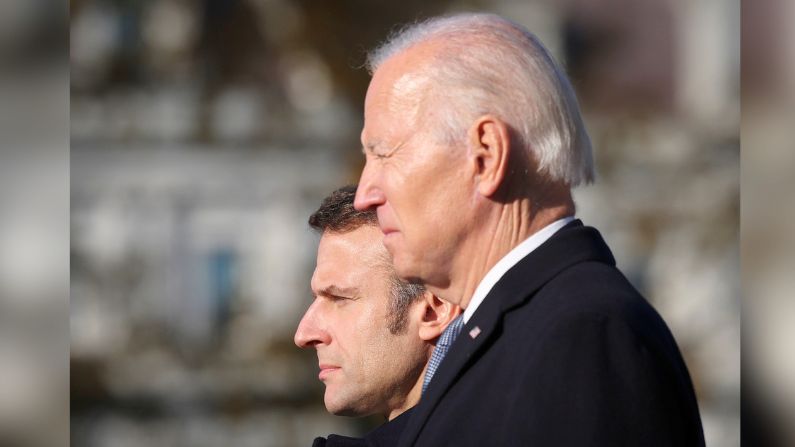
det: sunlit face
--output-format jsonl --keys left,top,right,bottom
{"left": 354, "top": 44, "right": 475, "bottom": 288}
{"left": 294, "top": 225, "right": 429, "bottom": 417}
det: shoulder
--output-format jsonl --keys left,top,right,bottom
{"left": 501, "top": 260, "right": 684, "bottom": 365}
{"left": 364, "top": 408, "right": 413, "bottom": 446}
{"left": 533, "top": 261, "right": 665, "bottom": 331}
{"left": 312, "top": 434, "right": 370, "bottom": 447}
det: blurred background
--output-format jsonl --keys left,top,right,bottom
{"left": 66, "top": 0, "right": 743, "bottom": 446}
{"left": 742, "top": 0, "right": 795, "bottom": 446}
{"left": 0, "top": 0, "right": 68, "bottom": 447}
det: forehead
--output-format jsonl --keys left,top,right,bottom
{"left": 362, "top": 43, "right": 441, "bottom": 142}
{"left": 312, "top": 226, "right": 391, "bottom": 290}
{"left": 367, "top": 70, "right": 429, "bottom": 116}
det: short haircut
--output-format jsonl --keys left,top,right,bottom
{"left": 366, "top": 13, "right": 595, "bottom": 187}
{"left": 309, "top": 185, "right": 425, "bottom": 334}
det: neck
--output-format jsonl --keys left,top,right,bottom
{"left": 385, "top": 359, "right": 427, "bottom": 420}
{"left": 427, "top": 194, "right": 574, "bottom": 310}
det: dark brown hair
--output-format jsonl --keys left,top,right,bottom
{"left": 308, "top": 185, "right": 377, "bottom": 233}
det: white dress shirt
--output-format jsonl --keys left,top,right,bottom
{"left": 463, "top": 216, "right": 576, "bottom": 323}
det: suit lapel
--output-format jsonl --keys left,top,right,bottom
{"left": 398, "top": 222, "right": 616, "bottom": 446}
{"left": 398, "top": 292, "right": 502, "bottom": 446}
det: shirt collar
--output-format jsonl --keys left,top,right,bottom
{"left": 463, "top": 216, "right": 576, "bottom": 323}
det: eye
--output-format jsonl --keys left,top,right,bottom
{"left": 365, "top": 142, "right": 401, "bottom": 159}
{"left": 327, "top": 294, "right": 354, "bottom": 304}
{"left": 366, "top": 146, "right": 390, "bottom": 159}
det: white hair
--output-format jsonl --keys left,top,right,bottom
{"left": 367, "top": 13, "right": 594, "bottom": 186}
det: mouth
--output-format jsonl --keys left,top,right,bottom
{"left": 376, "top": 208, "right": 397, "bottom": 236}
{"left": 318, "top": 364, "right": 341, "bottom": 380}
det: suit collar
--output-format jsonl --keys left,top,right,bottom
{"left": 316, "top": 408, "right": 414, "bottom": 447}
{"left": 493, "top": 219, "right": 615, "bottom": 313}
{"left": 366, "top": 407, "right": 414, "bottom": 445}
{"left": 398, "top": 221, "right": 615, "bottom": 446}
{"left": 463, "top": 216, "right": 576, "bottom": 322}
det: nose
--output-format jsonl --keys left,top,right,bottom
{"left": 354, "top": 164, "right": 386, "bottom": 211}
{"left": 294, "top": 300, "right": 331, "bottom": 348}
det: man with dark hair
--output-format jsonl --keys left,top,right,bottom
{"left": 295, "top": 185, "right": 460, "bottom": 446}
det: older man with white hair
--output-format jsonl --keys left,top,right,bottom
{"left": 354, "top": 13, "right": 705, "bottom": 446}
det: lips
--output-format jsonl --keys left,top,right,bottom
{"left": 376, "top": 208, "right": 397, "bottom": 236}
{"left": 318, "top": 364, "right": 341, "bottom": 380}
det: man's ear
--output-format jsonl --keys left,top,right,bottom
{"left": 417, "top": 292, "right": 461, "bottom": 343}
{"left": 466, "top": 115, "right": 511, "bottom": 197}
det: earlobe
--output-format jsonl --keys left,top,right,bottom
{"left": 468, "top": 116, "right": 511, "bottom": 198}
{"left": 418, "top": 292, "right": 461, "bottom": 342}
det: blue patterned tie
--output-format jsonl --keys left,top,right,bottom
{"left": 422, "top": 314, "right": 465, "bottom": 394}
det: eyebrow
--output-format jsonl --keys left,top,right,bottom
{"left": 316, "top": 285, "right": 360, "bottom": 299}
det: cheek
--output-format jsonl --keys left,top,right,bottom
{"left": 372, "top": 327, "right": 427, "bottom": 375}
{"left": 356, "top": 320, "right": 408, "bottom": 377}
{"left": 418, "top": 175, "right": 470, "bottom": 235}
{"left": 348, "top": 306, "right": 391, "bottom": 370}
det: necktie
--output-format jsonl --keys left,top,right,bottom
{"left": 422, "top": 314, "right": 464, "bottom": 394}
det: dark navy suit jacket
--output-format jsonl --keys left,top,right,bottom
{"left": 312, "top": 408, "right": 413, "bottom": 447}
{"left": 397, "top": 221, "right": 705, "bottom": 446}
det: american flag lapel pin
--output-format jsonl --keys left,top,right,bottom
{"left": 469, "top": 326, "right": 481, "bottom": 339}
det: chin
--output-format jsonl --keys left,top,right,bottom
{"left": 325, "top": 392, "right": 382, "bottom": 418}
{"left": 326, "top": 402, "right": 375, "bottom": 418}
{"left": 389, "top": 251, "right": 413, "bottom": 275}
{"left": 392, "top": 257, "right": 429, "bottom": 285}
{"left": 325, "top": 394, "right": 366, "bottom": 417}
{"left": 327, "top": 405, "right": 359, "bottom": 417}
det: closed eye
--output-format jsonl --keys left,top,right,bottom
{"left": 314, "top": 285, "right": 360, "bottom": 303}
{"left": 363, "top": 141, "right": 404, "bottom": 159}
